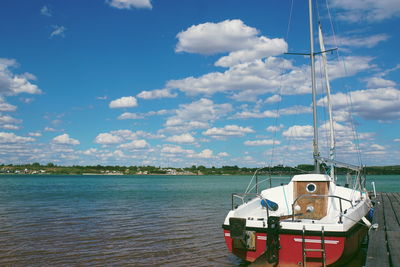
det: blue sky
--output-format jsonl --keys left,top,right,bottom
{"left": 0, "top": 0, "right": 399, "bottom": 167}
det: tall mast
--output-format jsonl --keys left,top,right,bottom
{"left": 308, "top": 0, "right": 320, "bottom": 173}
{"left": 318, "top": 22, "right": 335, "bottom": 180}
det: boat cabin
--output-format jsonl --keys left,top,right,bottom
{"left": 291, "top": 174, "right": 330, "bottom": 220}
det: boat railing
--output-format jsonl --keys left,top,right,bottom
{"left": 232, "top": 193, "right": 271, "bottom": 218}
{"left": 245, "top": 177, "right": 273, "bottom": 195}
{"left": 245, "top": 167, "right": 273, "bottom": 194}
{"left": 291, "top": 194, "right": 353, "bottom": 223}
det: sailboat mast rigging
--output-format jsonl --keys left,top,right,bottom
{"left": 308, "top": 0, "right": 320, "bottom": 174}
{"left": 318, "top": 21, "right": 336, "bottom": 179}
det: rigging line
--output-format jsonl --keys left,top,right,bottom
{"left": 268, "top": 0, "right": 294, "bottom": 170}
{"left": 280, "top": 104, "right": 300, "bottom": 168}
{"left": 342, "top": 87, "right": 361, "bottom": 167}
{"left": 292, "top": 166, "right": 312, "bottom": 174}
{"left": 325, "top": 0, "right": 339, "bottom": 51}
{"left": 317, "top": 0, "right": 336, "bottom": 162}
{"left": 347, "top": 90, "right": 363, "bottom": 166}
{"left": 286, "top": 0, "right": 295, "bottom": 40}
{"left": 323, "top": 0, "right": 363, "bottom": 168}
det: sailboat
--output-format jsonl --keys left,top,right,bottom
{"left": 222, "top": 1, "right": 373, "bottom": 266}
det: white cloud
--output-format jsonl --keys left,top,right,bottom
{"left": 1, "top": 124, "right": 20, "bottom": 130}
{"left": 94, "top": 133, "right": 123, "bottom": 144}
{"left": 282, "top": 125, "right": 314, "bottom": 139}
{"left": 324, "top": 56, "right": 375, "bottom": 80}
{"left": 44, "top": 127, "right": 57, "bottom": 132}
{"left": 137, "top": 88, "right": 177, "bottom": 99}
{"left": 215, "top": 37, "right": 287, "bottom": 67}
{"left": 166, "top": 133, "right": 195, "bottom": 144}
{"left": 50, "top": 25, "right": 66, "bottom": 38}
{"left": 0, "top": 132, "right": 34, "bottom": 143}
{"left": 135, "top": 130, "right": 165, "bottom": 139}
{"left": 233, "top": 105, "right": 310, "bottom": 119}
{"left": 0, "top": 58, "right": 42, "bottom": 96}
{"left": 0, "top": 97, "right": 17, "bottom": 111}
{"left": 176, "top": 19, "right": 287, "bottom": 67}
{"left": 52, "top": 134, "right": 80, "bottom": 145}
{"left": 167, "top": 57, "right": 292, "bottom": 97}
{"left": 366, "top": 77, "right": 396, "bottom": 88}
{"left": 203, "top": 125, "right": 254, "bottom": 139}
{"left": 167, "top": 56, "right": 372, "bottom": 99}
{"left": 218, "top": 152, "right": 229, "bottom": 157}
{"left": 113, "top": 130, "right": 138, "bottom": 140}
{"left": 81, "top": 148, "right": 98, "bottom": 156}
{"left": 146, "top": 109, "right": 170, "bottom": 116}
{"left": 331, "top": 0, "right": 400, "bottom": 22}
{"left": 176, "top": 19, "right": 259, "bottom": 55}
{"left": 319, "top": 121, "right": 373, "bottom": 144}
{"left": 394, "top": 138, "right": 400, "bottom": 142}
{"left": 196, "top": 149, "right": 214, "bottom": 159}
{"left": 40, "top": 5, "right": 52, "bottom": 17}
{"left": 326, "top": 34, "right": 389, "bottom": 49}
{"left": 28, "top": 132, "right": 42, "bottom": 137}
{"left": 119, "top": 139, "right": 149, "bottom": 149}
{"left": 0, "top": 114, "right": 21, "bottom": 124}
{"left": 232, "top": 110, "right": 278, "bottom": 119}
{"left": 113, "top": 149, "right": 127, "bottom": 158}
{"left": 109, "top": 96, "right": 138, "bottom": 108}
{"left": 164, "top": 98, "right": 232, "bottom": 132}
{"left": 118, "top": 112, "right": 144, "bottom": 120}
{"left": 266, "top": 124, "right": 284, "bottom": 132}
{"left": 161, "top": 144, "right": 194, "bottom": 155}
{"left": 118, "top": 109, "right": 170, "bottom": 120}
{"left": 281, "top": 105, "right": 312, "bottom": 115}
{"left": 370, "top": 144, "right": 386, "bottom": 150}
{"left": 19, "top": 97, "right": 34, "bottom": 104}
{"left": 107, "top": 0, "right": 152, "bottom": 9}
{"left": 318, "top": 88, "right": 400, "bottom": 121}
{"left": 331, "top": 110, "right": 352, "bottom": 123}
{"left": 265, "top": 94, "right": 282, "bottom": 103}
{"left": 244, "top": 139, "right": 280, "bottom": 146}
{"left": 94, "top": 130, "right": 163, "bottom": 148}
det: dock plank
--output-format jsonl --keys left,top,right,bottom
{"left": 365, "top": 230, "right": 389, "bottom": 267}
{"left": 391, "top": 192, "right": 400, "bottom": 203}
{"left": 366, "top": 192, "right": 400, "bottom": 267}
{"left": 381, "top": 193, "right": 399, "bottom": 231}
{"left": 387, "top": 231, "right": 400, "bottom": 267}
{"left": 388, "top": 193, "right": 400, "bottom": 224}
{"left": 372, "top": 194, "right": 385, "bottom": 231}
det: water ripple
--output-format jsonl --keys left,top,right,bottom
{"left": 0, "top": 175, "right": 250, "bottom": 266}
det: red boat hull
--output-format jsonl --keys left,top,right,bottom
{"left": 223, "top": 223, "right": 367, "bottom": 266}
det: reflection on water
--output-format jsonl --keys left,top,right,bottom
{"left": 0, "top": 175, "right": 397, "bottom": 266}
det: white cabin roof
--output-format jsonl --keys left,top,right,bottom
{"left": 291, "top": 174, "right": 331, "bottom": 182}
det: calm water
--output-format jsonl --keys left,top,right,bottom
{"left": 0, "top": 174, "right": 398, "bottom": 266}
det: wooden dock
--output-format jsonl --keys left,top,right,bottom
{"left": 366, "top": 192, "right": 400, "bottom": 267}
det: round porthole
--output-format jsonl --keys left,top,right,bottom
{"left": 306, "top": 183, "right": 317, "bottom": 193}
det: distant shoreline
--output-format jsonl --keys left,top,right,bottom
{"left": 1, "top": 173, "right": 398, "bottom": 177}
{"left": 1, "top": 164, "right": 400, "bottom": 176}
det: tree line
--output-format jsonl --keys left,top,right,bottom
{"left": 1, "top": 163, "right": 399, "bottom": 175}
